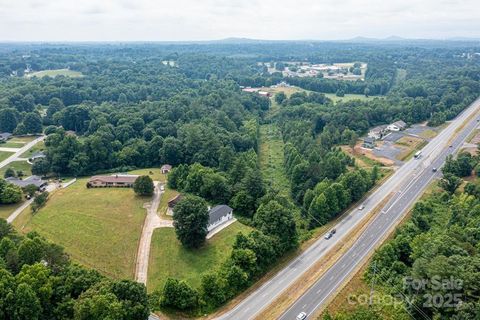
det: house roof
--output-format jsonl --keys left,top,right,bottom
{"left": 0, "top": 132, "right": 12, "bottom": 139}
{"left": 168, "top": 194, "right": 182, "bottom": 207}
{"left": 6, "top": 175, "right": 46, "bottom": 188}
{"left": 208, "top": 205, "right": 233, "bottom": 225}
{"left": 89, "top": 174, "right": 138, "bottom": 184}
{"left": 30, "top": 151, "right": 46, "bottom": 159}
{"left": 363, "top": 137, "right": 375, "bottom": 144}
{"left": 369, "top": 125, "right": 388, "bottom": 133}
{"left": 392, "top": 120, "right": 407, "bottom": 128}
{"left": 161, "top": 164, "right": 172, "bottom": 170}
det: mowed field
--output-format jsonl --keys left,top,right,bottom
{"left": 324, "top": 92, "right": 377, "bottom": 103}
{"left": 259, "top": 124, "right": 291, "bottom": 195}
{"left": 0, "top": 202, "right": 25, "bottom": 220}
{"left": 26, "top": 69, "right": 83, "bottom": 78}
{"left": 0, "top": 161, "right": 32, "bottom": 177}
{"left": 261, "top": 86, "right": 379, "bottom": 103}
{"left": 148, "top": 221, "right": 252, "bottom": 291}
{"left": 0, "top": 151, "right": 14, "bottom": 162}
{"left": 17, "top": 178, "right": 148, "bottom": 279}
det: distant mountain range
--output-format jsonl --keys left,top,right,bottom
{"left": 214, "top": 36, "right": 480, "bottom": 44}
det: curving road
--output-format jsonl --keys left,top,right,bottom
{"left": 217, "top": 96, "right": 480, "bottom": 320}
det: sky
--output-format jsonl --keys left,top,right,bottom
{"left": 0, "top": 0, "right": 479, "bottom": 41}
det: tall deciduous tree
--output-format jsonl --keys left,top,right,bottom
{"left": 172, "top": 195, "right": 209, "bottom": 248}
{"left": 254, "top": 199, "right": 298, "bottom": 253}
{"left": 133, "top": 176, "right": 154, "bottom": 196}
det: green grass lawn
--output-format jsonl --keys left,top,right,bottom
{"left": 147, "top": 221, "right": 252, "bottom": 291}
{"left": 128, "top": 167, "right": 166, "bottom": 183}
{"left": 0, "top": 151, "right": 14, "bottom": 162}
{"left": 17, "top": 178, "right": 148, "bottom": 279}
{"left": 0, "top": 201, "right": 25, "bottom": 220}
{"left": 0, "top": 161, "right": 32, "bottom": 177}
{"left": 262, "top": 86, "right": 380, "bottom": 105}
{"left": 158, "top": 187, "right": 178, "bottom": 220}
{"left": 258, "top": 124, "right": 291, "bottom": 196}
{"left": 11, "top": 136, "right": 38, "bottom": 143}
{"left": 20, "top": 141, "right": 45, "bottom": 158}
{"left": 0, "top": 142, "right": 24, "bottom": 148}
{"left": 324, "top": 93, "right": 379, "bottom": 103}
{"left": 26, "top": 69, "right": 83, "bottom": 78}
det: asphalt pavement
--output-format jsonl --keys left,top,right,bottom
{"left": 217, "top": 96, "right": 480, "bottom": 320}
{"left": 279, "top": 96, "right": 480, "bottom": 320}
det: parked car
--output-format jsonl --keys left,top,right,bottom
{"left": 324, "top": 232, "right": 333, "bottom": 240}
{"left": 296, "top": 312, "right": 307, "bottom": 320}
{"left": 331, "top": 228, "right": 336, "bottom": 234}
{"left": 358, "top": 204, "right": 365, "bottom": 210}
{"left": 432, "top": 167, "right": 437, "bottom": 172}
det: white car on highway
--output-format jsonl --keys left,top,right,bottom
{"left": 296, "top": 312, "right": 307, "bottom": 320}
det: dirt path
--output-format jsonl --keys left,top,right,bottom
{"left": 135, "top": 182, "right": 173, "bottom": 284}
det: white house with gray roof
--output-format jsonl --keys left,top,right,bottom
{"left": 387, "top": 120, "right": 407, "bottom": 131}
{"left": 207, "top": 205, "right": 233, "bottom": 231}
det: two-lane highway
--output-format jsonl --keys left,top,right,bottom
{"left": 217, "top": 96, "right": 480, "bottom": 320}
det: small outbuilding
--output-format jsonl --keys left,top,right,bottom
{"left": 29, "top": 151, "right": 46, "bottom": 162}
{"left": 161, "top": 164, "right": 172, "bottom": 174}
{"left": 167, "top": 194, "right": 183, "bottom": 209}
{"left": 362, "top": 137, "right": 376, "bottom": 149}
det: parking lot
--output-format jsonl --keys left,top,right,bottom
{"left": 370, "top": 124, "right": 438, "bottom": 165}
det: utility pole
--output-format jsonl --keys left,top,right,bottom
{"left": 369, "top": 260, "right": 377, "bottom": 306}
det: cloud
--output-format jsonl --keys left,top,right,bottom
{"left": 0, "top": 0, "right": 478, "bottom": 41}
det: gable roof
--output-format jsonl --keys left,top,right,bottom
{"left": 391, "top": 120, "right": 407, "bottom": 128}
{"left": 0, "top": 132, "right": 12, "bottom": 139}
{"left": 161, "top": 164, "right": 172, "bottom": 170}
{"left": 168, "top": 194, "right": 183, "bottom": 207}
{"left": 208, "top": 205, "right": 233, "bottom": 225}
{"left": 369, "top": 125, "right": 387, "bottom": 133}
{"left": 89, "top": 175, "right": 138, "bottom": 184}
{"left": 30, "top": 151, "right": 46, "bottom": 159}
{"left": 6, "top": 175, "right": 46, "bottom": 188}
{"left": 363, "top": 137, "right": 375, "bottom": 144}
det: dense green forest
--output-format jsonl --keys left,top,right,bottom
{"left": 0, "top": 41, "right": 479, "bottom": 316}
{"left": 0, "top": 220, "right": 149, "bottom": 319}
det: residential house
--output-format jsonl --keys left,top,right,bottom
{"left": 207, "top": 205, "right": 234, "bottom": 231}
{"left": 241, "top": 87, "right": 260, "bottom": 93}
{"left": 368, "top": 125, "right": 388, "bottom": 140}
{"left": 86, "top": 174, "right": 139, "bottom": 188}
{"left": 258, "top": 91, "right": 272, "bottom": 97}
{"left": 29, "top": 151, "right": 46, "bottom": 162}
{"left": 6, "top": 175, "right": 47, "bottom": 189}
{"left": 362, "top": 137, "right": 376, "bottom": 149}
{"left": 161, "top": 164, "right": 172, "bottom": 174}
{"left": 387, "top": 120, "right": 407, "bottom": 132}
{"left": 0, "top": 132, "right": 12, "bottom": 142}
